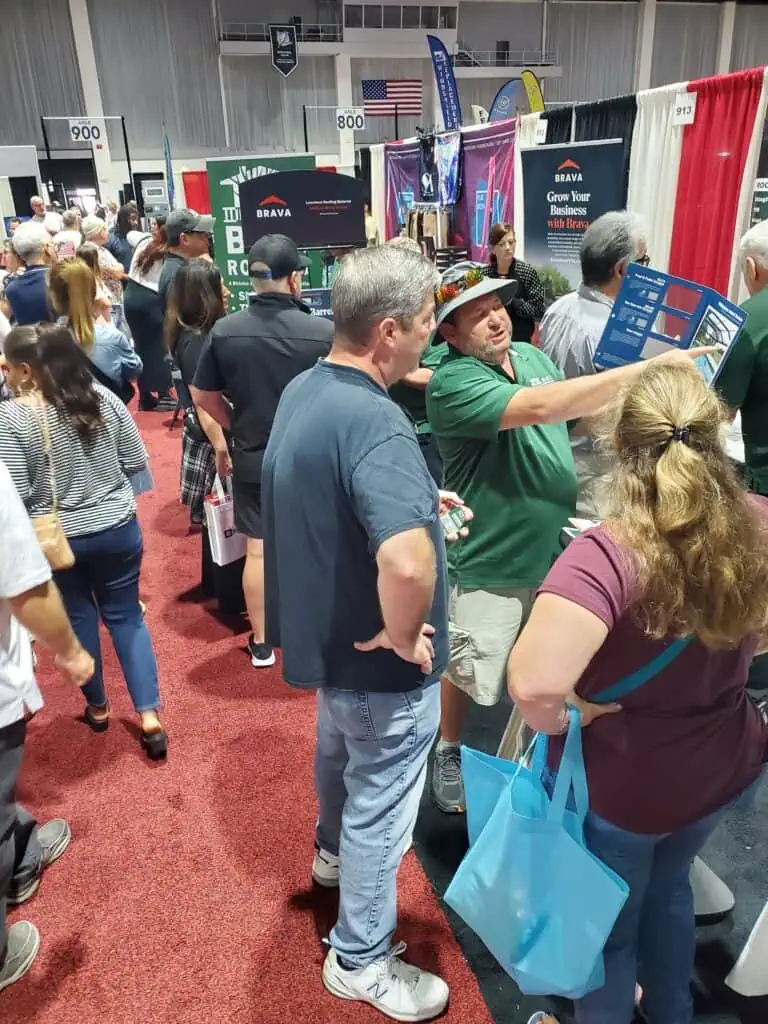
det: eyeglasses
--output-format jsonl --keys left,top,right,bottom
{"left": 634, "top": 254, "right": 651, "bottom": 267}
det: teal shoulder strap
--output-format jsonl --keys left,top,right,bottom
{"left": 593, "top": 637, "right": 694, "bottom": 705}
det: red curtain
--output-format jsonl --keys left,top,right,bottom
{"left": 181, "top": 171, "right": 211, "bottom": 214}
{"left": 669, "top": 68, "right": 765, "bottom": 294}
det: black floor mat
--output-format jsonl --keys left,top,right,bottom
{"left": 412, "top": 697, "right": 768, "bottom": 1024}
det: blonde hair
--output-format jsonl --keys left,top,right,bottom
{"left": 48, "top": 259, "right": 97, "bottom": 350}
{"left": 605, "top": 360, "right": 768, "bottom": 648}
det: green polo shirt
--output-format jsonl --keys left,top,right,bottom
{"left": 426, "top": 343, "right": 577, "bottom": 589}
{"left": 389, "top": 341, "right": 449, "bottom": 434}
{"left": 717, "top": 288, "right": 768, "bottom": 496}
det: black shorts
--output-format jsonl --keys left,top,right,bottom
{"left": 231, "top": 476, "right": 263, "bottom": 539}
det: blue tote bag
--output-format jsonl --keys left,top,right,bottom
{"left": 445, "top": 638, "right": 692, "bottom": 999}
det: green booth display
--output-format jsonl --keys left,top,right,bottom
{"left": 206, "top": 153, "right": 322, "bottom": 310}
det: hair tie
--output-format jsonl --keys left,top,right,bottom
{"left": 671, "top": 426, "right": 691, "bottom": 444}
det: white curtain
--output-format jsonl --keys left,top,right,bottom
{"left": 515, "top": 112, "right": 541, "bottom": 260}
{"left": 222, "top": 56, "right": 337, "bottom": 155}
{"left": 370, "top": 143, "right": 387, "bottom": 241}
{"left": 627, "top": 81, "right": 687, "bottom": 274}
{"left": 87, "top": 0, "right": 226, "bottom": 159}
{"left": 651, "top": 3, "right": 720, "bottom": 89}
{"left": 731, "top": 4, "right": 768, "bottom": 73}
{"left": 728, "top": 68, "right": 768, "bottom": 302}
{"left": 350, "top": 59, "right": 435, "bottom": 145}
{"left": 0, "top": 0, "right": 84, "bottom": 148}
{"left": 546, "top": 2, "right": 639, "bottom": 104}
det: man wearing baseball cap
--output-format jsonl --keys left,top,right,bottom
{"left": 192, "top": 233, "right": 333, "bottom": 669}
{"left": 158, "top": 208, "right": 215, "bottom": 314}
{"left": 426, "top": 262, "right": 711, "bottom": 813}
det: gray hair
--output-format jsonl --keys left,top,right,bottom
{"left": 62, "top": 209, "right": 80, "bottom": 229}
{"left": 386, "top": 235, "right": 422, "bottom": 255}
{"left": 81, "top": 215, "right": 107, "bottom": 240}
{"left": 740, "top": 219, "right": 768, "bottom": 269}
{"left": 580, "top": 211, "right": 646, "bottom": 287}
{"left": 11, "top": 222, "right": 51, "bottom": 262}
{"left": 332, "top": 246, "right": 439, "bottom": 346}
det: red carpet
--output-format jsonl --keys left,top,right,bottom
{"left": 3, "top": 411, "right": 493, "bottom": 1024}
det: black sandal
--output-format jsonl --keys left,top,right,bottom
{"left": 141, "top": 729, "right": 168, "bottom": 760}
{"left": 84, "top": 703, "right": 110, "bottom": 733}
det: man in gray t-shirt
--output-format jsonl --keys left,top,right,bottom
{"left": 262, "top": 246, "right": 456, "bottom": 1022}
{"left": 539, "top": 211, "right": 648, "bottom": 516}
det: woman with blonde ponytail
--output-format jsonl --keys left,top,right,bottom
{"left": 48, "top": 259, "right": 142, "bottom": 402}
{"left": 508, "top": 361, "right": 768, "bottom": 1024}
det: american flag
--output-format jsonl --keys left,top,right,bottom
{"left": 362, "top": 79, "right": 423, "bottom": 118}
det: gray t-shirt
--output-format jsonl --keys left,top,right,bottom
{"left": 262, "top": 360, "right": 449, "bottom": 692}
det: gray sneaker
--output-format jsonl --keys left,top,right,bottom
{"left": 432, "top": 745, "right": 465, "bottom": 813}
{"left": 0, "top": 921, "right": 40, "bottom": 992}
{"left": 8, "top": 819, "right": 72, "bottom": 906}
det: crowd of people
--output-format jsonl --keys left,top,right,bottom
{"left": 0, "top": 195, "right": 767, "bottom": 1024}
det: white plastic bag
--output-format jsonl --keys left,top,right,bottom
{"left": 203, "top": 476, "right": 246, "bottom": 566}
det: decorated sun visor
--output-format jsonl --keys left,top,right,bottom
{"left": 239, "top": 170, "right": 367, "bottom": 250}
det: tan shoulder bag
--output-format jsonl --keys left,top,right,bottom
{"left": 29, "top": 395, "right": 75, "bottom": 571}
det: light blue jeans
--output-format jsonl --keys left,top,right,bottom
{"left": 315, "top": 683, "right": 440, "bottom": 967}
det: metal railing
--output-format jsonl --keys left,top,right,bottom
{"left": 220, "top": 21, "right": 342, "bottom": 42}
{"left": 454, "top": 48, "right": 558, "bottom": 68}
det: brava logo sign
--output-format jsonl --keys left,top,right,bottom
{"left": 256, "top": 195, "right": 292, "bottom": 219}
{"left": 554, "top": 159, "right": 583, "bottom": 183}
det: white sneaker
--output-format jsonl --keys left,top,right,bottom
{"left": 322, "top": 942, "right": 449, "bottom": 1022}
{"left": 312, "top": 847, "right": 340, "bottom": 887}
{"left": 312, "top": 839, "right": 414, "bottom": 889}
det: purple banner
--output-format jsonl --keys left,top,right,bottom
{"left": 456, "top": 121, "right": 516, "bottom": 262}
{"left": 384, "top": 140, "right": 421, "bottom": 239}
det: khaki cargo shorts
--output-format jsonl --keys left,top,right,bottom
{"left": 443, "top": 585, "right": 535, "bottom": 707}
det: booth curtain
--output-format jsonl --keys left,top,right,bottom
{"left": 728, "top": 68, "right": 768, "bottom": 300}
{"left": 370, "top": 144, "right": 387, "bottom": 242}
{"left": 515, "top": 113, "right": 542, "bottom": 261}
{"left": 575, "top": 94, "right": 637, "bottom": 204}
{"left": 627, "top": 82, "right": 687, "bottom": 274}
{"left": 182, "top": 171, "right": 211, "bottom": 214}
{"left": 669, "top": 68, "right": 767, "bottom": 295}
{"left": 541, "top": 106, "right": 574, "bottom": 145}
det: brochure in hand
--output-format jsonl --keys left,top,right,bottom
{"left": 593, "top": 265, "right": 746, "bottom": 385}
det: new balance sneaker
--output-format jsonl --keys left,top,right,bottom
{"left": 322, "top": 942, "right": 449, "bottom": 1022}
{"left": 431, "top": 744, "right": 465, "bottom": 814}
{"left": 247, "top": 635, "right": 275, "bottom": 668}
{"left": 0, "top": 922, "right": 40, "bottom": 992}
{"left": 312, "top": 846, "right": 340, "bottom": 888}
{"left": 8, "top": 819, "right": 72, "bottom": 906}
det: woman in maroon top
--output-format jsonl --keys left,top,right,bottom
{"left": 508, "top": 360, "right": 768, "bottom": 1024}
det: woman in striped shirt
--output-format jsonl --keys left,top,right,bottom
{"left": 0, "top": 325, "right": 167, "bottom": 759}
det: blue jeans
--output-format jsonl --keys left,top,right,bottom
{"left": 54, "top": 518, "right": 161, "bottom": 713}
{"left": 315, "top": 683, "right": 440, "bottom": 967}
{"left": 575, "top": 799, "right": 744, "bottom": 1024}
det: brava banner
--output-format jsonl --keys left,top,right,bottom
{"left": 206, "top": 154, "right": 314, "bottom": 310}
{"left": 521, "top": 140, "right": 625, "bottom": 289}
{"left": 240, "top": 170, "right": 366, "bottom": 250}
{"left": 456, "top": 120, "right": 516, "bottom": 262}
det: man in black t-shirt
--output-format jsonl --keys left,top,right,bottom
{"left": 192, "top": 234, "right": 333, "bottom": 669}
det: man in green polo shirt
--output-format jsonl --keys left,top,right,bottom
{"left": 716, "top": 219, "right": 768, "bottom": 694}
{"left": 426, "top": 262, "right": 711, "bottom": 812}
{"left": 717, "top": 219, "right": 768, "bottom": 497}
